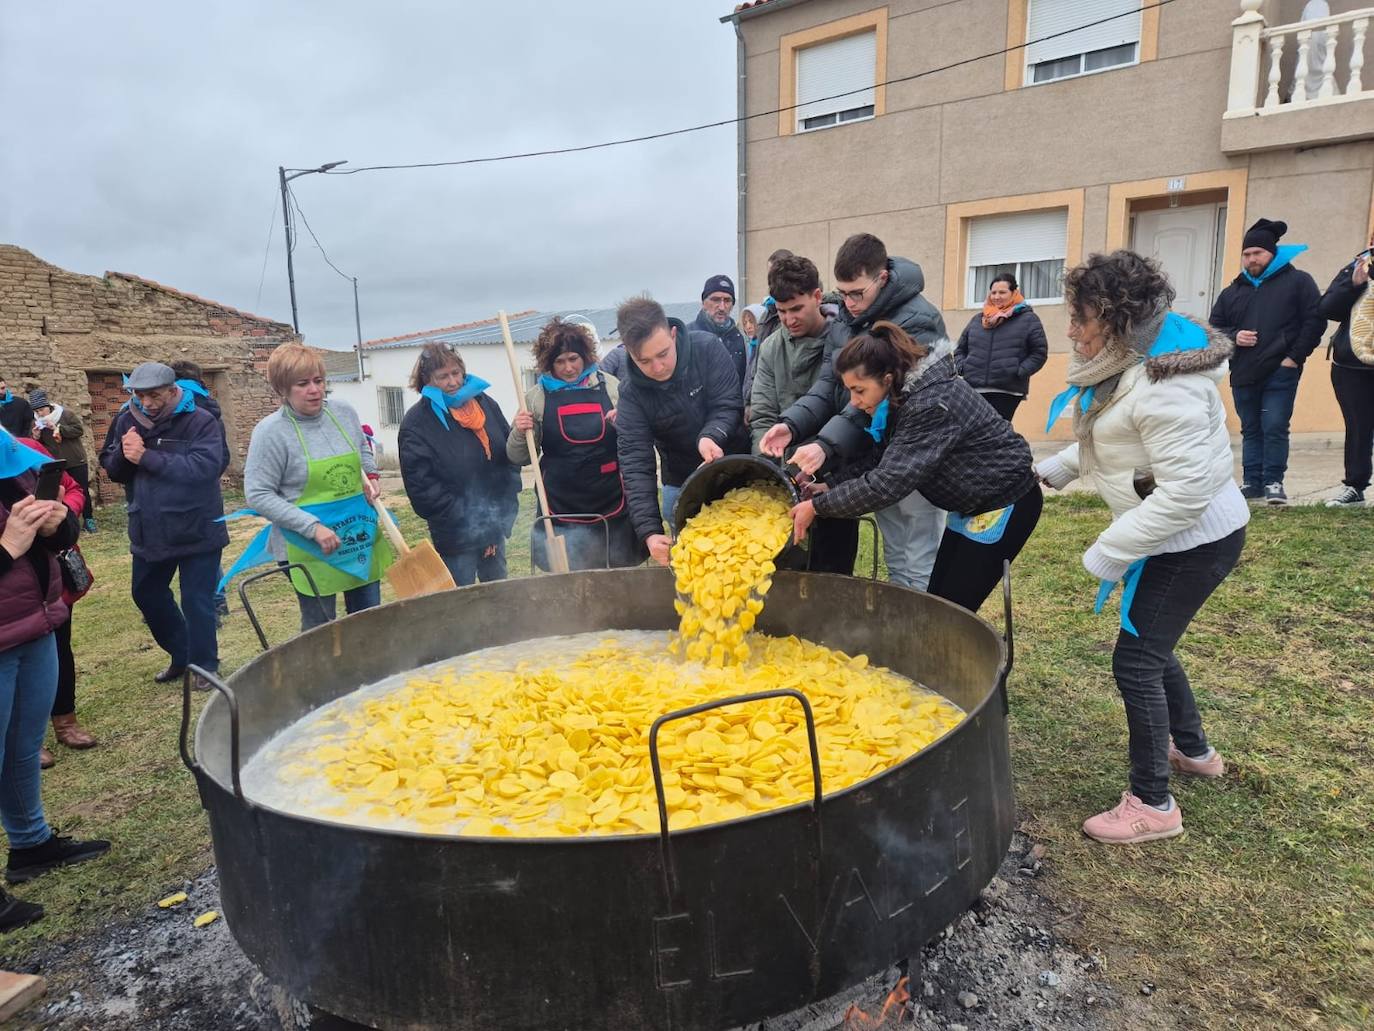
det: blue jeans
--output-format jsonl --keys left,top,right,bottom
{"left": 1231, "top": 365, "right": 1301, "bottom": 487}
{"left": 0, "top": 634, "right": 58, "bottom": 848}
{"left": 441, "top": 543, "right": 508, "bottom": 587}
{"left": 131, "top": 549, "right": 223, "bottom": 672}
{"left": 873, "top": 488, "right": 946, "bottom": 591}
{"left": 660, "top": 484, "right": 683, "bottom": 532}
{"left": 295, "top": 580, "right": 382, "bottom": 633}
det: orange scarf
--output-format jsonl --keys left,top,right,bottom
{"left": 450, "top": 398, "right": 491, "bottom": 459}
{"left": 982, "top": 289, "right": 1026, "bottom": 329}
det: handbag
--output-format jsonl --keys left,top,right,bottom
{"left": 1349, "top": 263, "right": 1374, "bottom": 364}
{"left": 57, "top": 546, "right": 94, "bottom": 600}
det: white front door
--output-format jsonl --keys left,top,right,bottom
{"left": 1132, "top": 203, "right": 1223, "bottom": 320}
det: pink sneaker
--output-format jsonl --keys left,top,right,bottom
{"left": 1082, "top": 792, "right": 1183, "bottom": 844}
{"left": 1168, "top": 743, "right": 1225, "bottom": 778}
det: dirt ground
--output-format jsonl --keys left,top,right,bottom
{"left": 2, "top": 832, "right": 1180, "bottom": 1031}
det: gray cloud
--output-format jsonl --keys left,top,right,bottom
{"left": 1, "top": 1, "right": 740, "bottom": 346}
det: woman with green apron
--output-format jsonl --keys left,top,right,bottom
{"left": 235, "top": 344, "right": 392, "bottom": 632}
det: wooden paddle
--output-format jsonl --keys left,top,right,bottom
{"left": 371, "top": 497, "right": 457, "bottom": 598}
{"left": 498, "top": 309, "right": 571, "bottom": 574}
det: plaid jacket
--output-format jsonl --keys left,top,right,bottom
{"left": 813, "top": 341, "right": 1037, "bottom": 519}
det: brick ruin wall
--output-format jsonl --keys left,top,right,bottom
{"left": 0, "top": 245, "right": 299, "bottom": 502}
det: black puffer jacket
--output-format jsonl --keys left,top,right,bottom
{"left": 813, "top": 341, "right": 1037, "bottom": 519}
{"left": 954, "top": 305, "right": 1049, "bottom": 395}
{"left": 692, "top": 309, "right": 749, "bottom": 384}
{"left": 615, "top": 320, "right": 746, "bottom": 541}
{"left": 1318, "top": 261, "right": 1374, "bottom": 372}
{"left": 398, "top": 393, "right": 521, "bottom": 555}
{"left": 780, "top": 257, "right": 947, "bottom": 465}
{"left": 1208, "top": 259, "right": 1323, "bottom": 387}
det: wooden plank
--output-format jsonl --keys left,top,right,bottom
{"left": 0, "top": 970, "right": 46, "bottom": 1022}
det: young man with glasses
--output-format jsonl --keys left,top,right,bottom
{"left": 759, "top": 233, "right": 948, "bottom": 590}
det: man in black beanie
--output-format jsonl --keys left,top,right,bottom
{"left": 1209, "top": 217, "right": 1323, "bottom": 505}
{"left": 692, "top": 274, "right": 749, "bottom": 385}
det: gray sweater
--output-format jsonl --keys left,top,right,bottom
{"left": 244, "top": 400, "right": 376, "bottom": 559}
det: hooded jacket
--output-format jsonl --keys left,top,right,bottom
{"left": 1318, "top": 259, "right": 1374, "bottom": 371}
{"left": 1208, "top": 246, "right": 1324, "bottom": 387}
{"left": 37, "top": 406, "right": 88, "bottom": 469}
{"left": 813, "top": 339, "right": 1036, "bottom": 520}
{"left": 692, "top": 309, "right": 749, "bottom": 385}
{"left": 99, "top": 401, "right": 230, "bottom": 562}
{"left": 780, "top": 257, "right": 947, "bottom": 465}
{"left": 749, "top": 315, "right": 846, "bottom": 452}
{"left": 398, "top": 392, "right": 521, "bottom": 555}
{"left": 1036, "top": 318, "right": 1249, "bottom": 580}
{"left": 615, "top": 320, "right": 745, "bottom": 541}
{"left": 955, "top": 304, "right": 1049, "bottom": 396}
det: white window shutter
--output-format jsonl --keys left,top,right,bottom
{"left": 967, "top": 209, "right": 1068, "bottom": 267}
{"left": 796, "top": 31, "right": 877, "bottom": 125}
{"left": 1025, "top": 0, "right": 1140, "bottom": 66}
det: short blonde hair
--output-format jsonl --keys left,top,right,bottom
{"left": 266, "top": 343, "right": 327, "bottom": 397}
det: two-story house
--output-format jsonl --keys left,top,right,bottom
{"left": 721, "top": 0, "right": 1374, "bottom": 438}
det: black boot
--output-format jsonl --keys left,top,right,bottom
{"left": 7, "top": 834, "right": 111, "bottom": 884}
{"left": 0, "top": 889, "right": 44, "bottom": 932}
{"left": 153, "top": 665, "right": 186, "bottom": 684}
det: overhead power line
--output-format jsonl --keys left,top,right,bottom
{"left": 288, "top": 185, "right": 354, "bottom": 282}
{"left": 291, "top": 0, "right": 1177, "bottom": 177}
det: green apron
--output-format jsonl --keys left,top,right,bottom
{"left": 284, "top": 407, "right": 394, "bottom": 596}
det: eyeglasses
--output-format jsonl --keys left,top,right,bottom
{"left": 838, "top": 278, "right": 880, "bottom": 303}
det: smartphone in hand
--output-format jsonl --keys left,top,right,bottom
{"left": 33, "top": 460, "right": 67, "bottom": 502}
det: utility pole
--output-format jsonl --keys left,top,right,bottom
{"left": 353, "top": 277, "right": 366, "bottom": 381}
{"left": 277, "top": 160, "right": 347, "bottom": 336}
{"left": 277, "top": 166, "right": 298, "bottom": 333}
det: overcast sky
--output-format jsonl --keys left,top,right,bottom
{"left": 1, "top": 3, "right": 739, "bottom": 349}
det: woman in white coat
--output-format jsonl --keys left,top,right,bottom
{"left": 1037, "top": 250, "right": 1248, "bottom": 846}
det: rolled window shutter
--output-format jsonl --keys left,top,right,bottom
{"left": 796, "top": 31, "right": 877, "bottom": 125}
{"left": 1025, "top": 0, "right": 1139, "bottom": 67}
{"left": 967, "top": 209, "right": 1068, "bottom": 267}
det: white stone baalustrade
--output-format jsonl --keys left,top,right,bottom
{"left": 1227, "top": 0, "right": 1374, "bottom": 116}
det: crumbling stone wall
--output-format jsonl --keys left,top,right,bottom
{"left": 0, "top": 245, "right": 298, "bottom": 502}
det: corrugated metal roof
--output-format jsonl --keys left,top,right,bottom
{"left": 359, "top": 303, "right": 703, "bottom": 353}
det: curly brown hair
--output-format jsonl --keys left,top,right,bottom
{"left": 532, "top": 317, "right": 599, "bottom": 373}
{"left": 1063, "top": 250, "right": 1176, "bottom": 344}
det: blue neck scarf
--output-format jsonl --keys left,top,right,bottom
{"left": 1242, "top": 243, "right": 1308, "bottom": 287}
{"left": 131, "top": 385, "right": 196, "bottom": 421}
{"left": 176, "top": 378, "right": 210, "bottom": 398}
{"left": 539, "top": 364, "right": 598, "bottom": 393}
{"left": 421, "top": 376, "right": 491, "bottom": 429}
{"left": 0, "top": 390, "right": 12, "bottom": 406}
{"left": 865, "top": 398, "right": 890, "bottom": 443}
{"left": 0, "top": 427, "right": 49, "bottom": 479}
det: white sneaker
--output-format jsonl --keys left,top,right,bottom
{"left": 1325, "top": 486, "right": 1366, "bottom": 508}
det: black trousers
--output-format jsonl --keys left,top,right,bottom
{"left": 778, "top": 516, "right": 860, "bottom": 575}
{"left": 52, "top": 617, "right": 76, "bottom": 718}
{"left": 1111, "top": 528, "right": 1245, "bottom": 805}
{"left": 1331, "top": 364, "right": 1374, "bottom": 490}
{"left": 980, "top": 392, "right": 1024, "bottom": 421}
{"left": 927, "top": 483, "right": 1043, "bottom": 612}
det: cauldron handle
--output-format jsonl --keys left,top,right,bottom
{"left": 648, "top": 688, "right": 823, "bottom": 902}
{"left": 237, "top": 563, "right": 321, "bottom": 652}
{"left": 179, "top": 665, "right": 247, "bottom": 803}
{"left": 531, "top": 513, "right": 614, "bottom": 573}
{"left": 997, "top": 561, "right": 1014, "bottom": 715}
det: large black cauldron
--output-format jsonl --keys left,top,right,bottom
{"left": 181, "top": 568, "right": 1015, "bottom": 1030}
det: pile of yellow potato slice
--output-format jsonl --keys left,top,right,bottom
{"left": 278, "top": 485, "right": 964, "bottom": 837}
{"left": 669, "top": 485, "right": 793, "bottom": 666}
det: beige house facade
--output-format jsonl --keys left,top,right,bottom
{"left": 722, "top": 0, "right": 1374, "bottom": 440}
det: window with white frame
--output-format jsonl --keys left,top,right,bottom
{"left": 377, "top": 386, "right": 405, "bottom": 428}
{"left": 965, "top": 209, "right": 1068, "bottom": 307}
{"left": 1025, "top": 0, "right": 1140, "bottom": 85}
{"left": 795, "top": 31, "right": 877, "bottom": 132}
